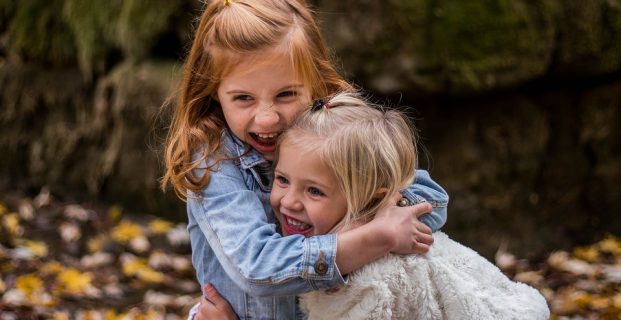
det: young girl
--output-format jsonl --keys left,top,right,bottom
{"left": 273, "top": 93, "right": 550, "bottom": 319}
{"left": 162, "top": 0, "right": 448, "bottom": 318}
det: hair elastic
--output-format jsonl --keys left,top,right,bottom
{"left": 311, "top": 99, "right": 332, "bottom": 112}
{"left": 223, "top": 0, "right": 233, "bottom": 6}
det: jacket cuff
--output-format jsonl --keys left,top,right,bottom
{"left": 303, "top": 234, "right": 346, "bottom": 289}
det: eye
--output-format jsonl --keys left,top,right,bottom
{"left": 275, "top": 175, "right": 289, "bottom": 185}
{"left": 233, "top": 94, "right": 253, "bottom": 102}
{"left": 307, "top": 187, "right": 325, "bottom": 197}
{"left": 277, "top": 90, "right": 296, "bottom": 98}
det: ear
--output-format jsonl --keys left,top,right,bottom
{"left": 373, "top": 187, "right": 389, "bottom": 200}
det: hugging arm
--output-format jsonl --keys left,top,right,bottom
{"left": 189, "top": 159, "right": 345, "bottom": 297}
{"left": 401, "top": 169, "right": 449, "bottom": 231}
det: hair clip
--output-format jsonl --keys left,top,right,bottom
{"left": 311, "top": 99, "right": 332, "bottom": 112}
{"left": 223, "top": 0, "right": 233, "bottom": 6}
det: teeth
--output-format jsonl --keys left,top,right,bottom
{"left": 256, "top": 132, "right": 279, "bottom": 139}
{"left": 286, "top": 216, "right": 311, "bottom": 230}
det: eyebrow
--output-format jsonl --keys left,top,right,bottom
{"left": 225, "top": 84, "right": 305, "bottom": 95}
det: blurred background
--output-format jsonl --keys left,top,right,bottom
{"left": 0, "top": 0, "right": 620, "bottom": 318}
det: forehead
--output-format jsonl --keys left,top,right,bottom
{"left": 217, "top": 46, "right": 310, "bottom": 87}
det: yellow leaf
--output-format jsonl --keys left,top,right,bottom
{"left": 598, "top": 235, "right": 621, "bottom": 256}
{"left": 590, "top": 296, "right": 610, "bottom": 310}
{"left": 108, "top": 205, "right": 123, "bottom": 223}
{"left": 41, "top": 261, "right": 64, "bottom": 275}
{"left": 122, "top": 258, "right": 164, "bottom": 283}
{"left": 573, "top": 245, "right": 599, "bottom": 262}
{"left": 87, "top": 234, "right": 107, "bottom": 253}
{"left": 57, "top": 268, "right": 93, "bottom": 295}
{"left": 15, "top": 273, "right": 44, "bottom": 298}
{"left": 14, "top": 239, "right": 49, "bottom": 258}
{"left": 104, "top": 310, "right": 117, "bottom": 320}
{"left": 2, "top": 213, "right": 22, "bottom": 236}
{"left": 53, "top": 311, "right": 71, "bottom": 320}
{"left": 111, "top": 220, "right": 143, "bottom": 244}
{"left": 149, "top": 219, "right": 173, "bottom": 235}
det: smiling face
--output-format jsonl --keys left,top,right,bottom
{"left": 270, "top": 139, "right": 348, "bottom": 237}
{"left": 217, "top": 50, "right": 311, "bottom": 161}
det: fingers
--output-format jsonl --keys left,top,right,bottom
{"left": 204, "top": 283, "right": 225, "bottom": 307}
{"left": 415, "top": 231, "right": 434, "bottom": 247}
{"left": 412, "top": 202, "right": 433, "bottom": 218}
{"left": 197, "top": 284, "right": 237, "bottom": 320}
{"left": 411, "top": 241, "right": 430, "bottom": 254}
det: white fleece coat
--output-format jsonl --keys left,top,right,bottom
{"left": 300, "top": 232, "right": 550, "bottom": 320}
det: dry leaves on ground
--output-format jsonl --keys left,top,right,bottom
{"left": 1, "top": 188, "right": 620, "bottom": 319}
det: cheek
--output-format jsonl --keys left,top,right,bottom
{"left": 269, "top": 187, "right": 283, "bottom": 208}
{"left": 284, "top": 103, "right": 309, "bottom": 124}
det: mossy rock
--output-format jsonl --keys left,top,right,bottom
{"left": 318, "top": 0, "right": 560, "bottom": 94}
{"left": 1, "top": 0, "right": 192, "bottom": 76}
{"left": 1, "top": 0, "right": 77, "bottom": 64}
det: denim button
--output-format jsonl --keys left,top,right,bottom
{"left": 314, "top": 251, "right": 328, "bottom": 275}
{"left": 314, "top": 260, "right": 328, "bottom": 275}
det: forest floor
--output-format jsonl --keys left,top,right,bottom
{"left": 0, "top": 188, "right": 620, "bottom": 320}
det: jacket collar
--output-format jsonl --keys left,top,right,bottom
{"left": 222, "top": 129, "right": 271, "bottom": 169}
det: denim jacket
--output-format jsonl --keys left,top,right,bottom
{"left": 187, "top": 129, "right": 449, "bottom": 319}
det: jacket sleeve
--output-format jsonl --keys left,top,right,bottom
{"left": 400, "top": 169, "right": 449, "bottom": 232}
{"left": 188, "top": 158, "right": 345, "bottom": 296}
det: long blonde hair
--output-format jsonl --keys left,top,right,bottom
{"left": 277, "top": 92, "right": 417, "bottom": 231}
{"left": 162, "top": 0, "right": 352, "bottom": 200}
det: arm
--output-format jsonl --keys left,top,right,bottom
{"left": 400, "top": 169, "right": 449, "bottom": 231}
{"left": 190, "top": 159, "right": 343, "bottom": 296}
{"left": 191, "top": 159, "right": 434, "bottom": 296}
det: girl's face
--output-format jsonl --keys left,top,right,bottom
{"left": 270, "top": 140, "right": 348, "bottom": 237}
{"left": 217, "top": 50, "right": 311, "bottom": 161}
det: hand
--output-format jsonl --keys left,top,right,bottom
{"left": 374, "top": 192, "right": 434, "bottom": 255}
{"left": 195, "top": 284, "right": 238, "bottom": 320}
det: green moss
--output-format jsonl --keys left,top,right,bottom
{"left": 63, "top": 0, "right": 122, "bottom": 75}
{"left": 5, "top": 0, "right": 76, "bottom": 64}
{"left": 417, "top": 0, "right": 560, "bottom": 90}
{"left": 116, "top": 0, "right": 182, "bottom": 60}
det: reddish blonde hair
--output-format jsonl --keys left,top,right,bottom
{"left": 162, "top": 0, "right": 352, "bottom": 200}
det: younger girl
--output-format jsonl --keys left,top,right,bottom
{"left": 163, "top": 0, "right": 448, "bottom": 318}
{"left": 272, "top": 93, "right": 550, "bottom": 319}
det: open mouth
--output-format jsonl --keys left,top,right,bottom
{"left": 249, "top": 132, "right": 280, "bottom": 152}
{"left": 281, "top": 214, "right": 312, "bottom": 236}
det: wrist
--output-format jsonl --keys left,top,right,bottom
{"left": 364, "top": 219, "right": 395, "bottom": 252}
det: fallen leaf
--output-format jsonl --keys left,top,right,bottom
{"left": 59, "top": 221, "right": 82, "bottom": 242}
{"left": 129, "top": 235, "right": 151, "bottom": 253}
{"left": 121, "top": 254, "right": 164, "bottom": 283}
{"left": 112, "top": 220, "right": 144, "bottom": 244}
{"left": 56, "top": 268, "right": 94, "bottom": 295}
{"left": 14, "top": 239, "right": 49, "bottom": 258}
{"left": 167, "top": 224, "right": 190, "bottom": 246}
{"left": 64, "top": 204, "right": 91, "bottom": 222}
{"left": 2, "top": 213, "right": 23, "bottom": 236}
{"left": 149, "top": 219, "right": 174, "bottom": 235}
{"left": 15, "top": 273, "right": 44, "bottom": 298}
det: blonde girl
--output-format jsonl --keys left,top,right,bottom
{"left": 162, "top": 1, "right": 448, "bottom": 318}
{"left": 272, "top": 92, "right": 550, "bottom": 319}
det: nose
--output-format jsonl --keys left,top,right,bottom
{"left": 280, "top": 188, "right": 303, "bottom": 211}
{"left": 255, "top": 103, "right": 280, "bottom": 128}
